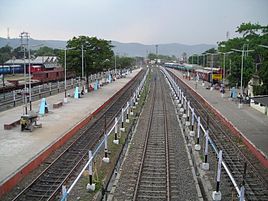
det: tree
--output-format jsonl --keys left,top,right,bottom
{"left": 64, "top": 36, "right": 114, "bottom": 89}
{"left": 236, "top": 22, "right": 262, "bottom": 38}
{"left": 0, "top": 45, "right": 12, "bottom": 64}
{"left": 115, "top": 56, "right": 135, "bottom": 69}
{"left": 217, "top": 22, "right": 268, "bottom": 95}
{"left": 35, "top": 46, "right": 55, "bottom": 56}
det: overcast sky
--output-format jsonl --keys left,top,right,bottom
{"left": 0, "top": 0, "right": 267, "bottom": 45}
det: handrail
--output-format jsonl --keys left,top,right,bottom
{"left": 60, "top": 68, "right": 148, "bottom": 201}
{"left": 161, "top": 66, "right": 241, "bottom": 197}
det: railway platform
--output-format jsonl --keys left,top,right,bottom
{"left": 0, "top": 68, "right": 141, "bottom": 197}
{"left": 169, "top": 68, "right": 268, "bottom": 165}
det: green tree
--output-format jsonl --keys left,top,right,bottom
{"left": 217, "top": 22, "right": 268, "bottom": 94}
{"left": 35, "top": 46, "right": 55, "bottom": 56}
{"left": 115, "top": 56, "right": 135, "bottom": 69}
{"left": 236, "top": 22, "right": 262, "bottom": 38}
{"left": 64, "top": 36, "right": 114, "bottom": 88}
{"left": 0, "top": 45, "right": 12, "bottom": 64}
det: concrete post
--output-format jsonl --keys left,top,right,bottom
{"left": 61, "top": 185, "right": 67, "bottom": 201}
{"left": 212, "top": 150, "right": 223, "bottom": 200}
{"left": 126, "top": 102, "right": 130, "bottom": 123}
{"left": 13, "top": 90, "right": 16, "bottom": 107}
{"left": 195, "top": 116, "right": 201, "bottom": 151}
{"left": 113, "top": 117, "right": 119, "bottom": 144}
{"left": 189, "top": 108, "right": 195, "bottom": 137}
{"left": 120, "top": 108, "right": 125, "bottom": 132}
{"left": 87, "top": 150, "right": 96, "bottom": 191}
{"left": 102, "top": 134, "right": 110, "bottom": 163}
{"left": 186, "top": 101, "right": 191, "bottom": 126}
{"left": 202, "top": 130, "right": 210, "bottom": 170}
{"left": 49, "top": 82, "right": 52, "bottom": 95}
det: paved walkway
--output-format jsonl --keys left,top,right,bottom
{"left": 169, "top": 69, "right": 268, "bottom": 158}
{"left": 0, "top": 69, "right": 141, "bottom": 184}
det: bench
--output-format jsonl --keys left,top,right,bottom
{"left": 4, "top": 119, "right": 20, "bottom": 130}
{"left": 53, "top": 101, "right": 63, "bottom": 109}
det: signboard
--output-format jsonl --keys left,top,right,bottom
{"left": 212, "top": 74, "right": 222, "bottom": 80}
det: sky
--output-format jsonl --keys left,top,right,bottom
{"left": 0, "top": 0, "right": 267, "bottom": 45}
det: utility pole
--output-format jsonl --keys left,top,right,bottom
{"left": 20, "top": 32, "right": 30, "bottom": 115}
{"left": 82, "top": 44, "right": 84, "bottom": 79}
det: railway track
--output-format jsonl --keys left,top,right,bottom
{"left": 133, "top": 69, "right": 190, "bottom": 200}
{"left": 168, "top": 70, "right": 268, "bottom": 201}
{"left": 11, "top": 70, "right": 145, "bottom": 201}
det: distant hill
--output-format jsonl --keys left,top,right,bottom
{"left": 0, "top": 37, "right": 215, "bottom": 57}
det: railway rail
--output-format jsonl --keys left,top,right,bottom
{"left": 167, "top": 69, "right": 268, "bottom": 201}
{"left": 11, "top": 70, "right": 145, "bottom": 201}
{"left": 132, "top": 69, "right": 196, "bottom": 200}
{"left": 133, "top": 70, "right": 171, "bottom": 200}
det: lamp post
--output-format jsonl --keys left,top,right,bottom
{"left": 82, "top": 44, "right": 84, "bottom": 80}
{"left": 114, "top": 52, "right": 118, "bottom": 77}
{"left": 218, "top": 51, "right": 233, "bottom": 84}
{"left": 206, "top": 52, "right": 220, "bottom": 87}
{"left": 64, "top": 47, "right": 75, "bottom": 103}
{"left": 20, "top": 31, "right": 29, "bottom": 115}
{"left": 202, "top": 53, "right": 205, "bottom": 67}
{"left": 28, "top": 44, "right": 43, "bottom": 111}
{"left": 232, "top": 45, "right": 254, "bottom": 108}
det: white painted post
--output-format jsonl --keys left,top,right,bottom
{"left": 86, "top": 150, "right": 96, "bottom": 191}
{"left": 102, "top": 134, "right": 110, "bottom": 163}
{"left": 202, "top": 130, "right": 210, "bottom": 170}
{"left": 49, "top": 82, "right": 52, "bottom": 95}
{"left": 61, "top": 185, "right": 67, "bottom": 201}
{"left": 186, "top": 101, "right": 191, "bottom": 126}
{"left": 195, "top": 116, "right": 201, "bottom": 150}
{"left": 57, "top": 81, "right": 60, "bottom": 93}
{"left": 120, "top": 108, "right": 125, "bottom": 132}
{"left": 189, "top": 108, "right": 195, "bottom": 136}
{"left": 239, "top": 186, "right": 245, "bottom": 201}
{"left": 13, "top": 90, "right": 16, "bottom": 107}
{"left": 126, "top": 102, "right": 130, "bottom": 123}
{"left": 130, "top": 99, "right": 134, "bottom": 115}
{"left": 182, "top": 97, "right": 188, "bottom": 120}
{"left": 212, "top": 150, "right": 223, "bottom": 200}
{"left": 113, "top": 117, "right": 119, "bottom": 144}
{"left": 136, "top": 89, "right": 139, "bottom": 104}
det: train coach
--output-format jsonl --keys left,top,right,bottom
{"left": 0, "top": 65, "right": 24, "bottom": 74}
{"left": 164, "top": 63, "right": 195, "bottom": 72}
{"left": 194, "top": 67, "right": 223, "bottom": 83}
{"left": 32, "top": 69, "right": 65, "bottom": 83}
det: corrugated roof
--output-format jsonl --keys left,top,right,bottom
{"left": 5, "top": 56, "right": 58, "bottom": 65}
{"left": 5, "top": 59, "right": 29, "bottom": 64}
{"left": 252, "top": 95, "right": 268, "bottom": 106}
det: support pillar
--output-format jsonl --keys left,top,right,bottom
{"left": 120, "top": 108, "right": 125, "bottom": 132}
{"left": 195, "top": 116, "right": 201, "bottom": 151}
{"left": 102, "top": 134, "right": 110, "bottom": 163}
{"left": 212, "top": 150, "right": 222, "bottom": 201}
{"left": 87, "top": 150, "right": 96, "bottom": 191}
{"left": 201, "top": 130, "right": 210, "bottom": 170}
{"left": 113, "top": 117, "right": 119, "bottom": 144}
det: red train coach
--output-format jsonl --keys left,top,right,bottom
{"left": 194, "top": 68, "right": 223, "bottom": 83}
{"left": 32, "top": 69, "right": 64, "bottom": 83}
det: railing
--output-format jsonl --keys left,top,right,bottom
{"left": 60, "top": 69, "right": 148, "bottom": 201}
{"left": 161, "top": 67, "right": 244, "bottom": 200}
